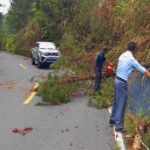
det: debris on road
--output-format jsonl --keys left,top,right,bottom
{"left": 0, "top": 81, "right": 19, "bottom": 91}
{"left": 56, "top": 99, "right": 61, "bottom": 105}
{"left": 70, "top": 142, "right": 73, "bottom": 146}
{"left": 108, "top": 132, "right": 114, "bottom": 136}
{"left": 13, "top": 127, "right": 33, "bottom": 136}
{"left": 63, "top": 108, "right": 69, "bottom": 111}
{"left": 61, "top": 129, "right": 64, "bottom": 133}
{"left": 65, "top": 128, "right": 70, "bottom": 131}
{"left": 59, "top": 111, "right": 65, "bottom": 116}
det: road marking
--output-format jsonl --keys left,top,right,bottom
{"left": 23, "top": 82, "right": 38, "bottom": 105}
{"left": 108, "top": 107, "right": 127, "bottom": 150}
{"left": 19, "top": 64, "right": 26, "bottom": 69}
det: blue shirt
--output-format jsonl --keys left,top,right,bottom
{"left": 95, "top": 51, "right": 106, "bottom": 67}
{"left": 117, "top": 51, "right": 146, "bottom": 81}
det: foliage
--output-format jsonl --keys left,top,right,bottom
{"left": 88, "top": 98, "right": 95, "bottom": 107}
{"left": 31, "top": 0, "right": 75, "bottom": 43}
{"left": 2, "top": 0, "right": 76, "bottom": 54}
{"left": 14, "top": 20, "right": 41, "bottom": 54}
{"left": 143, "top": 131, "right": 150, "bottom": 149}
{"left": 5, "top": 0, "right": 36, "bottom": 33}
{"left": 5, "top": 35, "right": 16, "bottom": 53}
{"left": 38, "top": 73, "right": 78, "bottom": 105}
{"left": 124, "top": 112, "right": 137, "bottom": 136}
{"left": 0, "top": 14, "right": 6, "bottom": 51}
{"left": 136, "top": 109, "right": 150, "bottom": 122}
{"left": 89, "top": 77, "right": 114, "bottom": 109}
{"left": 2, "top": 0, "right": 150, "bottom": 61}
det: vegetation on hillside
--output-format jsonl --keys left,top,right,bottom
{"left": 0, "top": 0, "right": 150, "bottom": 62}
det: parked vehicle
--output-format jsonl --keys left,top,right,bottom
{"left": 31, "top": 42, "right": 61, "bottom": 68}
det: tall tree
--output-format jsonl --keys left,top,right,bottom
{"left": 6, "top": 0, "right": 36, "bottom": 32}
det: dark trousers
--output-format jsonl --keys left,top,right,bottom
{"left": 94, "top": 67, "right": 101, "bottom": 91}
{"left": 110, "top": 78, "right": 127, "bottom": 129}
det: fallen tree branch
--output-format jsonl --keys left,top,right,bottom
{"left": 13, "top": 127, "right": 33, "bottom": 136}
{"left": 60, "top": 74, "right": 95, "bottom": 84}
{"left": 60, "top": 71, "right": 111, "bottom": 84}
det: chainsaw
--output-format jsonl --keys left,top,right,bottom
{"left": 104, "top": 66, "right": 116, "bottom": 77}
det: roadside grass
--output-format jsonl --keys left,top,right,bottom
{"left": 35, "top": 102, "right": 45, "bottom": 106}
{"left": 88, "top": 77, "right": 114, "bottom": 109}
{"left": 87, "top": 98, "right": 95, "bottom": 107}
{"left": 143, "top": 131, "right": 150, "bottom": 149}
{"left": 124, "top": 111, "right": 137, "bottom": 136}
{"left": 124, "top": 111, "right": 138, "bottom": 150}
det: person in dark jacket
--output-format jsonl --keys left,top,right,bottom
{"left": 94, "top": 47, "right": 113, "bottom": 92}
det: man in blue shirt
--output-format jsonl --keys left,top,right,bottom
{"left": 109, "top": 41, "right": 150, "bottom": 133}
{"left": 94, "top": 47, "right": 112, "bottom": 92}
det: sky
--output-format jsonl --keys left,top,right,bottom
{"left": 0, "top": 0, "right": 10, "bottom": 15}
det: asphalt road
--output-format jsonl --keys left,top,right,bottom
{"left": 0, "top": 52, "right": 114, "bottom": 150}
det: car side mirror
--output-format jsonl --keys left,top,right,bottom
{"left": 57, "top": 47, "right": 59, "bottom": 51}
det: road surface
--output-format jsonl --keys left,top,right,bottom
{"left": 0, "top": 52, "right": 114, "bottom": 150}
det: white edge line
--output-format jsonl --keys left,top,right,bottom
{"left": 108, "top": 107, "right": 127, "bottom": 150}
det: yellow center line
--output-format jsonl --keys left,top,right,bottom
{"left": 19, "top": 64, "right": 26, "bottom": 69}
{"left": 23, "top": 82, "right": 39, "bottom": 105}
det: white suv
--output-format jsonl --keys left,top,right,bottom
{"left": 31, "top": 42, "right": 61, "bottom": 68}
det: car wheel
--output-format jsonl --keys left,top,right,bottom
{"left": 31, "top": 55, "right": 35, "bottom": 65}
{"left": 37, "top": 57, "right": 42, "bottom": 68}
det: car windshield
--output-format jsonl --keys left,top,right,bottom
{"left": 39, "top": 43, "right": 56, "bottom": 49}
